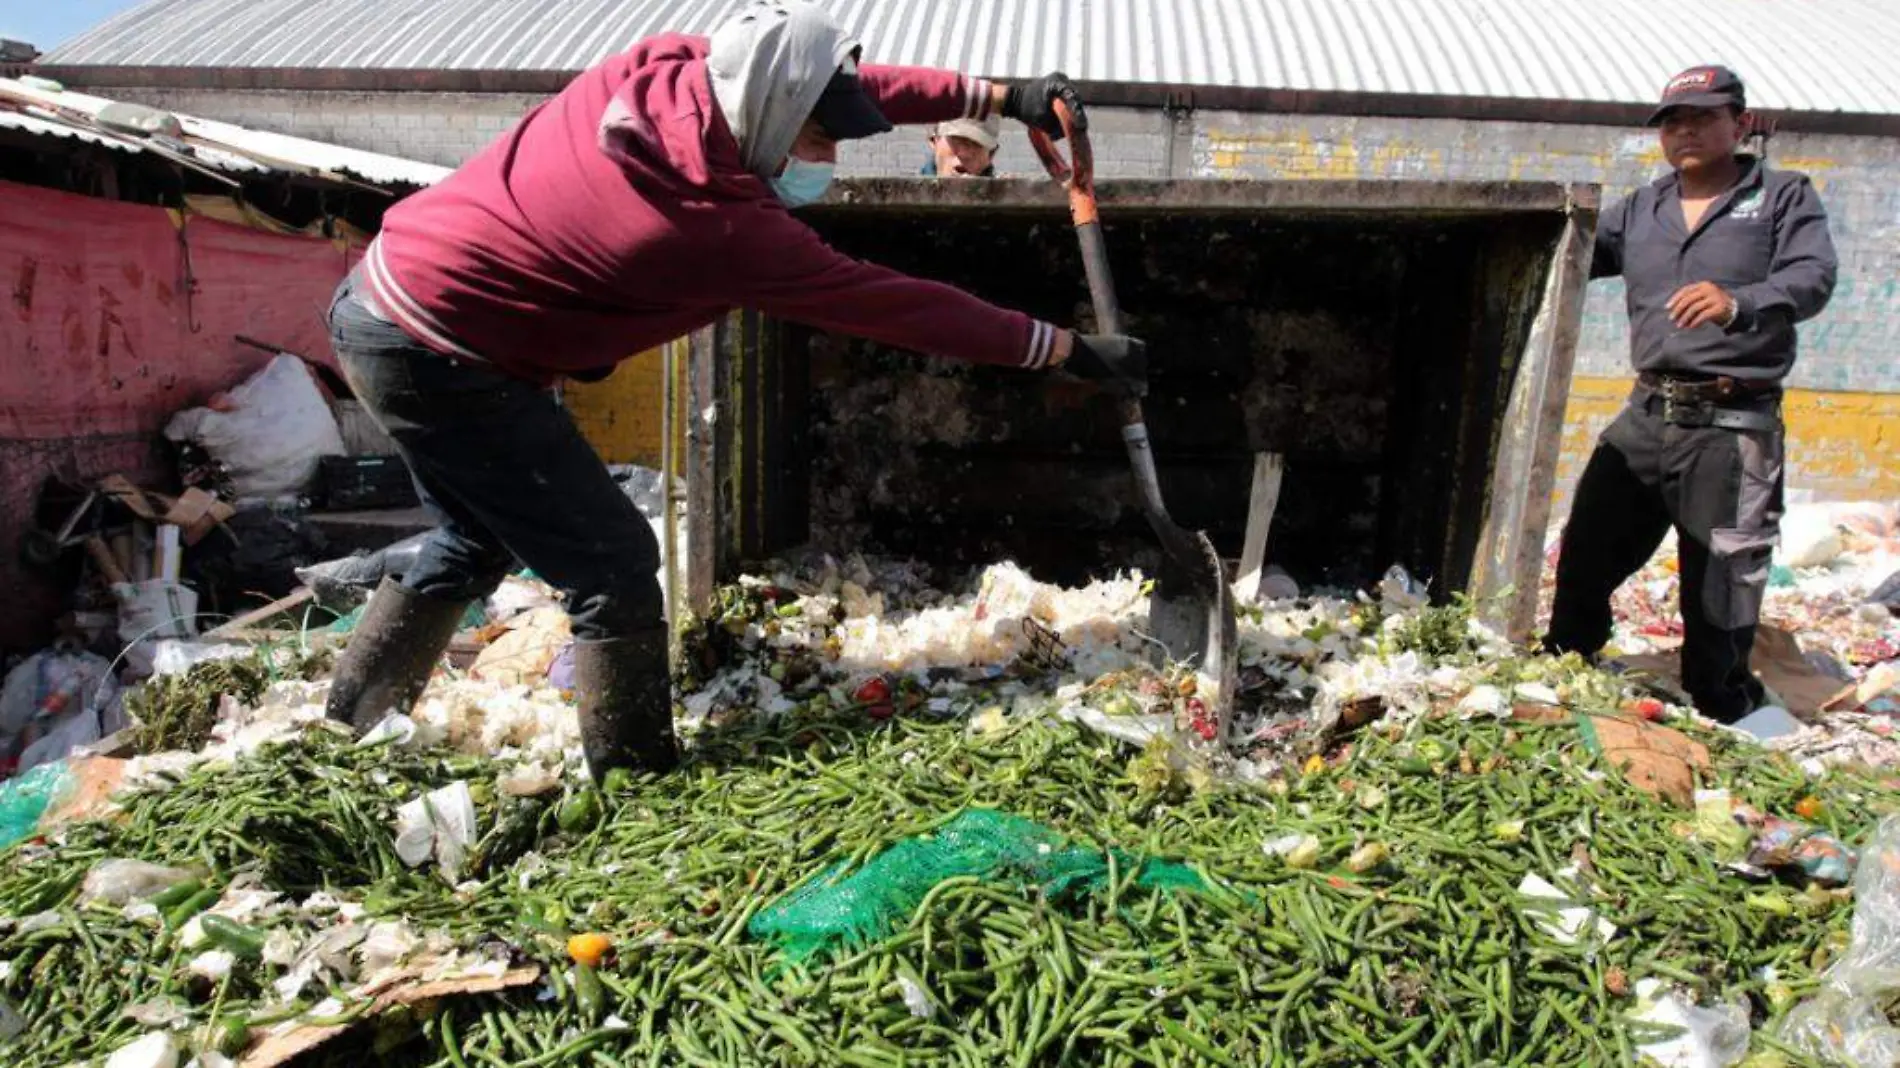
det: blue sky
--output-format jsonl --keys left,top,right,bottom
{"left": 2, "top": 0, "right": 144, "bottom": 51}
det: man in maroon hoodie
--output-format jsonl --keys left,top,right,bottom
{"left": 323, "top": 0, "right": 1145, "bottom": 781}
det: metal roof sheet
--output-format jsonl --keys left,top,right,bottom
{"left": 0, "top": 76, "right": 450, "bottom": 185}
{"left": 0, "top": 108, "right": 139, "bottom": 151}
{"left": 40, "top": 0, "right": 1900, "bottom": 116}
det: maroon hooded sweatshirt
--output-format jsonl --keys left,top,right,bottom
{"left": 362, "top": 34, "right": 1060, "bottom": 385}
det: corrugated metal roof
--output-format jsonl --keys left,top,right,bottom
{"left": 0, "top": 108, "right": 139, "bottom": 152}
{"left": 0, "top": 76, "right": 450, "bottom": 185}
{"left": 41, "top": 0, "right": 1900, "bottom": 116}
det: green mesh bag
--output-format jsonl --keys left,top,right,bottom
{"left": 748, "top": 809, "right": 1205, "bottom": 962}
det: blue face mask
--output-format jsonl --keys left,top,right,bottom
{"left": 771, "top": 156, "right": 835, "bottom": 208}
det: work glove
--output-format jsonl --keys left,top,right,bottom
{"left": 1002, "top": 72, "right": 1087, "bottom": 139}
{"left": 1061, "top": 333, "right": 1147, "bottom": 397}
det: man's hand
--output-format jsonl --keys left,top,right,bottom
{"left": 1059, "top": 332, "right": 1146, "bottom": 396}
{"left": 1002, "top": 73, "right": 1087, "bottom": 139}
{"left": 1667, "top": 281, "right": 1739, "bottom": 329}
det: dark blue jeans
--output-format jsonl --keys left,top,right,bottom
{"left": 324, "top": 270, "right": 662, "bottom": 641}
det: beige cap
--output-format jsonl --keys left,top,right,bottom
{"left": 932, "top": 115, "right": 1001, "bottom": 151}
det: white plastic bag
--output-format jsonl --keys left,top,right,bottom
{"left": 116, "top": 581, "right": 199, "bottom": 643}
{"left": 0, "top": 648, "right": 119, "bottom": 763}
{"left": 78, "top": 860, "right": 199, "bottom": 907}
{"left": 164, "top": 354, "right": 345, "bottom": 499}
{"left": 1782, "top": 813, "right": 1900, "bottom": 1065}
{"left": 1777, "top": 508, "right": 1842, "bottom": 569}
{"left": 1628, "top": 978, "right": 1749, "bottom": 1068}
{"left": 151, "top": 640, "right": 253, "bottom": 678}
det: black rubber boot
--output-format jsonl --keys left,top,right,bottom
{"left": 324, "top": 578, "right": 469, "bottom": 732}
{"left": 570, "top": 628, "right": 681, "bottom": 781}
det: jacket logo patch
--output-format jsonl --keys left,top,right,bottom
{"left": 1730, "top": 189, "right": 1765, "bottom": 220}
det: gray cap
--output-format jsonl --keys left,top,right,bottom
{"left": 932, "top": 115, "right": 1001, "bottom": 151}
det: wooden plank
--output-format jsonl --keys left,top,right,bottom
{"left": 1235, "top": 453, "right": 1285, "bottom": 597}
{"left": 203, "top": 586, "right": 315, "bottom": 638}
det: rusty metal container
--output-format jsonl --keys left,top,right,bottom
{"left": 670, "top": 178, "right": 1598, "bottom": 639}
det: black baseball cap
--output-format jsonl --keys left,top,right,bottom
{"left": 811, "top": 53, "right": 893, "bottom": 141}
{"left": 1648, "top": 65, "right": 1747, "bottom": 125}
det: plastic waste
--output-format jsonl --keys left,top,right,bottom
{"left": 115, "top": 580, "right": 200, "bottom": 679}
{"left": 1777, "top": 508, "right": 1843, "bottom": 569}
{"left": 1377, "top": 564, "right": 1429, "bottom": 610}
{"left": 1693, "top": 789, "right": 1857, "bottom": 885}
{"left": 103, "top": 1030, "right": 179, "bottom": 1068}
{"left": 151, "top": 640, "right": 255, "bottom": 678}
{"left": 0, "top": 994, "right": 24, "bottom": 1041}
{"left": 1871, "top": 570, "right": 1900, "bottom": 613}
{"left": 0, "top": 760, "right": 75, "bottom": 848}
{"left": 1782, "top": 814, "right": 1900, "bottom": 1066}
{"left": 393, "top": 781, "right": 477, "bottom": 881}
{"left": 164, "top": 354, "right": 346, "bottom": 500}
{"left": 1256, "top": 565, "right": 1300, "bottom": 603}
{"left": 295, "top": 533, "right": 431, "bottom": 605}
{"left": 0, "top": 647, "right": 121, "bottom": 767}
{"left": 1732, "top": 705, "right": 1802, "bottom": 742}
{"left": 78, "top": 860, "right": 199, "bottom": 907}
{"left": 1628, "top": 978, "right": 1749, "bottom": 1068}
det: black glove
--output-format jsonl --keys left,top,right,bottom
{"left": 1062, "top": 333, "right": 1147, "bottom": 396}
{"left": 1002, "top": 72, "right": 1087, "bottom": 139}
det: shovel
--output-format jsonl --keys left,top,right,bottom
{"left": 1028, "top": 103, "right": 1240, "bottom": 742}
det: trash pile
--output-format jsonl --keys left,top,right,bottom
{"left": 1539, "top": 501, "right": 1900, "bottom": 761}
{"left": 5, "top": 553, "right": 1900, "bottom": 1066}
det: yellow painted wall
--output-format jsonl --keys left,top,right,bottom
{"left": 565, "top": 348, "right": 668, "bottom": 468}
{"left": 1555, "top": 376, "right": 1900, "bottom": 512}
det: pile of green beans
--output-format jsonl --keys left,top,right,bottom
{"left": 3, "top": 592, "right": 1894, "bottom": 1066}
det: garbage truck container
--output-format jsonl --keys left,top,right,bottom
{"left": 676, "top": 179, "right": 1599, "bottom": 640}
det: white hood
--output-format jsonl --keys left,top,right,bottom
{"left": 707, "top": 0, "right": 860, "bottom": 180}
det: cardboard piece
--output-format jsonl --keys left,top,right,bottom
{"left": 239, "top": 965, "right": 539, "bottom": 1068}
{"left": 97, "top": 475, "right": 235, "bottom": 546}
{"left": 1579, "top": 714, "right": 1710, "bottom": 808}
{"left": 470, "top": 607, "right": 571, "bottom": 686}
{"left": 1616, "top": 624, "right": 1845, "bottom": 718}
{"left": 1511, "top": 702, "right": 1570, "bottom": 726}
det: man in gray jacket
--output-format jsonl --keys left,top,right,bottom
{"left": 1545, "top": 66, "right": 1838, "bottom": 723}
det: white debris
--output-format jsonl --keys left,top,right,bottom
{"left": 1458, "top": 685, "right": 1508, "bottom": 717}
{"left": 897, "top": 975, "right": 935, "bottom": 1019}
{"left": 104, "top": 1031, "right": 179, "bottom": 1068}
{"left": 1629, "top": 978, "right": 1749, "bottom": 1068}
{"left": 1518, "top": 870, "right": 1617, "bottom": 946}
{"left": 357, "top": 920, "right": 421, "bottom": 978}
{"left": 393, "top": 781, "right": 478, "bottom": 880}
{"left": 186, "top": 950, "right": 237, "bottom": 983}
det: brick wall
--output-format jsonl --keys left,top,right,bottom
{"left": 118, "top": 87, "right": 1897, "bottom": 397}
{"left": 111, "top": 79, "right": 1900, "bottom": 500}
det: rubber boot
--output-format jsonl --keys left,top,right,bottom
{"left": 325, "top": 577, "right": 468, "bottom": 733}
{"left": 570, "top": 628, "right": 681, "bottom": 781}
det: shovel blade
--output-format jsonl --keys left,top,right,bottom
{"left": 1146, "top": 527, "right": 1240, "bottom": 741}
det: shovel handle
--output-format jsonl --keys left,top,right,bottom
{"left": 1028, "top": 100, "right": 1131, "bottom": 425}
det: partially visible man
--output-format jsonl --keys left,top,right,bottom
{"left": 921, "top": 115, "right": 1001, "bottom": 176}
{"left": 321, "top": 1, "right": 1147, "bottom": 782}
{"left": 1544, "top": 65, "right": 1837, "bottom": 723}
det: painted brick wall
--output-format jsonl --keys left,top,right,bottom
{"left": 109, "top": 88, "right": 1897, "bottom": 503}
{"left": 118, "top": 88, "right": 1896, "bottom": 397}
{"left": 1189, "top": 111, "right": 1900, "bottom": 394}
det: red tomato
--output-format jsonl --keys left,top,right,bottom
{"left": 854, "top": 678, "right": 892, "bottom": 704}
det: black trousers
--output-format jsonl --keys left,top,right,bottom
{"left": 324, "top": 271, "right": 663, "bottom": 642}
{"left": 1544, "top": 387, "right": 1784, "bottom": 722}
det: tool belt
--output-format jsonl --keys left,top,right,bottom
{"left": 1638, "top": 372, "right": 1782, "bottom": 432}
